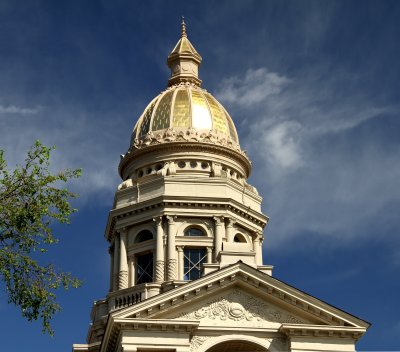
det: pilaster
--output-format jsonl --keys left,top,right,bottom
{"left": 167, "top": 216, "right": 177, "bottom": 281}
{"left": 112, "top": 232, "right": 120, "bottom": 291}
{"left": 153, "top": 216, "right": 165, "bottom": 283}
{"left": 253, "top": 232, "right": 263, "bottom": 266}
{"left": 226, "top": 218, "right": 234, "bottom": 242}
{"left": 118, "top": 228, "right": 128, "bottom": 290}
{"left": 108, "top": 246, "right": 113, "bottom": 292}
{"left": 214, "top": 216, "right": 225, "bottom": 260}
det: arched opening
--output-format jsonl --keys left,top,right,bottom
{"left": 134, "top": 230, "right": 153, "bottom": 243}
{"left": 184, "top": 227, "right": 205, "bottom": 237}
{"left": 234, "top": 233, "right": 247, "bottom": 243}
{"left": 206, "top": 340, "right": 267, "bottom": 352}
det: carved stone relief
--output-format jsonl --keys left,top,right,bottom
{"left": 190, "top": 336, "right": 210, "bottom": 352}
{"left": 132, "top": 127, "right": 246, "bottom": 157}
{"left": 176, "top": 289, "right": 305, "bottom": 326}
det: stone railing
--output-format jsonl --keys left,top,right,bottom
{"left": 108, "top": 283, "right": 162, "bottom": 312}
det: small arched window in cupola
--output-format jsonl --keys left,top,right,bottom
{"left": 135, "top": 230, "right": 153, "bottom": 243}
{"left": 234, "top": 233, "right": 247, "bottom": 243}
{"left": 184, "top": 227, "right": 205, "bottom": 237}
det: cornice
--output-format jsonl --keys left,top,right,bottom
{"left": 105, "top": 197, "right": 268, "bottom": 241}
{"left": 103, "top": 317, "right": 199, "bottom": 352}
{"left": 111, "top": 262, "right": 369, "bottom": 329}
{"left": 279, "top": 324, "right": 366, "bottom": 340}
{"left": 119, "top": 132, "right": 252, "bottom": 178}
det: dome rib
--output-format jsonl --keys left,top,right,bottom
{"left": 168, "top": 88, "right": 177, "bottom": 128}
{"left": 131, "top": 85, "right": 240, "bottom": 145}
{"left": 149, "top": 91, "right": 164, "bottom": 132}
{"left": 136, "top": 96, "right": 158, "bottom": 139}
{"left": 199, "top": 89, "right": 215, "bottom": 131}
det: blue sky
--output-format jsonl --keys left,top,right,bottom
{"left": 0, "top": 0, "right": 399, "bottom": 350}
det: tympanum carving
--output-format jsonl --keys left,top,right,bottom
{"left": 177, "top": 289, "right": 305, "bottom": 324}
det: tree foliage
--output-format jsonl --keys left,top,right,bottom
{"left": 0, "top": 141, "right": 81, "bottom": 335}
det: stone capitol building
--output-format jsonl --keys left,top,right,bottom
{"left": 73, "top": 20, "right": 370, "bottom": 352}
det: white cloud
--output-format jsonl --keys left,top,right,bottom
{"left": 0, "top": 104, "right": 127, "bottom": 205}
{"left": 0, "top": 104, "right": 40, "bottom": 114}
{"left": 216, "top": 68, "right": 290, "bottom": 107}
{"left": 260, "top": 120, "right": 304, "bottom": 171}
{"left": 216, "top": 67, "right": 400, "bottom": 247}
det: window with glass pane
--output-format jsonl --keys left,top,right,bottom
{"left": 135, "top": 230, "right": 153, "bottom": 243}
{"left": 136, "top": 252, "right": 153, "bottom": 284}
{"left": 184, "top": 228, "right": 205, "bottom": 237}
{"left": 184, "top": 248, "right": 207, "bottom": 280}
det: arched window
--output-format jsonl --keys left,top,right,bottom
{"left": 184, "top": 227, "right": 205, "bottom": 237}
{"left": 234, "top": 233, "right": 247, "bottom": 243}
{"left": 135, "top": 230, "right": 153, "bottom": 243}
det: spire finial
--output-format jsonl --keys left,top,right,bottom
{"left": 181, "top": 16, "right": 187, "bottom": 37}
{"left": 167, "top": 16, "right": 202, "bottom": 86}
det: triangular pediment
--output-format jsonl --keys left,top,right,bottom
{"left": 112, "top": 262, "right": 369, "bottom": 329}
{"left": 155, "top": 287, "right": 312, "bottom": 328}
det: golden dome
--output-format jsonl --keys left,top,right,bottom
{"left": 130, "top": 83, "right": 239, "bottom": 147}
{"left": 130, "top": 18, "right": 241, "bottom": 150}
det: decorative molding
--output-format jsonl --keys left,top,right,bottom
{"left": 167, "top": 215, "right": 177, "bottom": 225}
{"left": 132, "top": 127, "right": 246, "bottom": 157}
{"left": 106, "top": 198, "right": 268, "bottom": 244}
{"left": 119, "top": 138, "right": 252, "bottom": 180}
{"left": 167, "top": 259, "right": 178, "bottom": 281}
{"left": 118, "top": 271, "right": 128, "bottom": 290}
{"left": 155, "top": 260, "right": 164, "bottom": 283}
{"left": 153, "top": 216, "right": 163, "bottom": 225}
{"left": 190, "top": 336, "right": 210, "bottom": 352}
{"left": 177, "top": 289, "right": 305, "bottom": 324}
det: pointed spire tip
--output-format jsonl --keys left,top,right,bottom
{"left": 181, "top": 16, "right": 187, "bottom": 37}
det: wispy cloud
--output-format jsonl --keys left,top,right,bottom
{"left": 0, "top": 104, "right": 40, "bottom": 115}
{"left": 216, "top": 68, "right": 290, "bottom": 107}
{"left": 216, "top": 67, "right": 400, "bottom": 247}
{"left": 0, "top": 103, "right": 127, "bottom": 204}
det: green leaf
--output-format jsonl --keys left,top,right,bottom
{"left": 0, "top": 141, "right": 82, "bottom": 335}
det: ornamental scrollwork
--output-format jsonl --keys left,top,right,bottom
{"left": 190, "top": 336, "right": 210, "bottom": 352}
{"left": 132, "top": 127, "right": 246, "bottom": 157}
{"left": 177, "top": 289, "right": 305, "bottom": 324}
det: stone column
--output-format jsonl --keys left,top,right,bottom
{"left": 253, "top": 233, "right": 263, "bottom": 266}
{"left": 177, "top": 246, "right": 184, "bottom": 280}
{"left": 118, "top": 228, "right": 128, "bottom": 290}
{"left": 153, "top": 216, "right": 165, "bottom": 283}
{"left": 108, "top": 246, "right": 114, "bottom": 292}
{"left": 206, "top": 247, "right": 213, "bottom": 264}
{"left": 213, "top": 216, "right": 224, "bottom": 261}
{"left": 112, "top": 232, "right": 120, "bottom": 291}
{"left": 166, "top": 216, "right": 177, "bottom": 281}
{"left": 226, "top": 218, "right": 234, "bottom": 242}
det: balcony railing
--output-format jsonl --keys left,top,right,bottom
{"left": 107, "top": 283, "right": 162, "bottom": 312}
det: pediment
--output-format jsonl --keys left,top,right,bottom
{"left": 113, "top": 262, "right": 369, "bottom": 329}
{"left": 155, "top": 287, "right": 311, "bottom": 328}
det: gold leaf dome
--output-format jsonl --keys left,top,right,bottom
{"left": 120, "top": 17, "right": 251, "bottom": 183}
{"left": 129, "top": 18, "right": 241, "bottom": 150}
{"left": 130, "top": 83, "right": 239, "bottom": 147}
